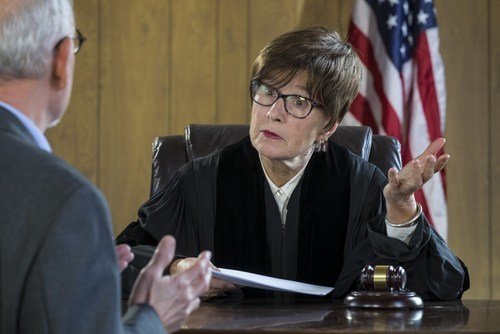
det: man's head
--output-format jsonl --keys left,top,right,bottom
{"left": 0, "top": 0, "right": 77, "bottom": 130}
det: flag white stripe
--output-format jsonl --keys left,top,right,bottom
{"left": 426, "top": 28, "right": 447, "bottom": 133}
{"left": 359, "top": 63, "right": 385, "bottom": 131}
{"left": 352, "top": 0, "right": 405, "bottom": 122}
{"left": 409, "top": 62, "right": 447, "bottom": 239}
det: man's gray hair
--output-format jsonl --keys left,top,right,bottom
{"left": 0, "top": 0, "right": 74, "bottom": 81}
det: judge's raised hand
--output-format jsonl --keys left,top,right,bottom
{"left": 170, "top": 258, "right": 237, "bottom": 300}
{"left": 115, "top": 244, "right": 134, "bottom": 273}
{"left": 128, "top": 236, "right": 212, "bottom": 333}
{"left": 383, "top": 138, "right": 450, "bottom": 224}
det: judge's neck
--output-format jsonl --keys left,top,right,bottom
{"left": 260, "top": 148, "right": 313, "bottom": 188}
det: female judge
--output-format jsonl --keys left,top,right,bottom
{"left": 118, "top": 26, "right": 468, "bottom": 301}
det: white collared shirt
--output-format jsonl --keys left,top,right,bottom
{"left": 259, "top": 153, "right": 416, "bottom": 245}
{"left": 259, "top": 154, "right": 311, "bottom": 226}
{"left": 0, "top": 101, "right": 52, "bottom": 152}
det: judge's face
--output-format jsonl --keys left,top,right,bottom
{"left": 249, "top": 72, "right": 329, "bottom": 161}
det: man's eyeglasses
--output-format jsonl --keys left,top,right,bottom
{"left": 54, "top": 29, "right": 86, "bottom": 55}
{"left": 250, "top": 80, "right": 322, "bottom": 119}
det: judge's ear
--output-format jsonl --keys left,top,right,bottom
{"left": 51, "top": 37, "right": 73, "bottom": 90}
{"left": 324, "top": 121, "right": 340, "bottom": 138}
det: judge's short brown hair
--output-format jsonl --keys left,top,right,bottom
{"left": 250, "top": 26, "right": 362, "bottom": 130}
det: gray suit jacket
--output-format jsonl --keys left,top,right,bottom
{"left": 0, "top": 106, "right": 165, "bottom": 334}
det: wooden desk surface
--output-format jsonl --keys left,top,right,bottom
{"left": 182, "top": 298, "right": 499, "bottom": 333}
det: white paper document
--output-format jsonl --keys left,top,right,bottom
{"left": 212, "top": 268, "right": 334, "bottom": 296}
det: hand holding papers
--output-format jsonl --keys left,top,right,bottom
{"left": 212, "top": 268, "right": 334, "bottom": 296}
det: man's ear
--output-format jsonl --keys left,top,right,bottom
{"left": 51, "top": 38, "right": 72, "bottom": 90}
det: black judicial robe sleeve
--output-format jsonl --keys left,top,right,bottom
{"left": 333, "top": 156, "right": 469, "bottom": 300}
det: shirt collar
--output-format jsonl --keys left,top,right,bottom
{"left": 259, "top": 153, "right": 312, "bottom": 199}
{"left": 0, "top": 101, "right": 52, "bottom": 152}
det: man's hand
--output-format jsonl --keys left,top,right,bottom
{"left": 170, "top": 258, "right": 237, "bottom": 300}
{"left": 128, "top": 236, "right": 212, "bottom": 333}
{"left": 115, "top": 244, "right": 134, "bottom": 273}
{"left": 383, "top": 138, "right": 450, "bottom": 224}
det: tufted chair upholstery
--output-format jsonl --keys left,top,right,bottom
{"left": 149, "top": 124, "right": 402, "bottom": 197}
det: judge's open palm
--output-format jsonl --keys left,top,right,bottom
{"left": 383, "top": 138, "right": 450, "bottom": 222}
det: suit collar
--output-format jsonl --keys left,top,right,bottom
{"left": 0, "top": 104, "right": 39, "bottom": 148}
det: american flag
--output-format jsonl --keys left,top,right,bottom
{"left": 344, "top": 0, "right": 448, "bottom": 239}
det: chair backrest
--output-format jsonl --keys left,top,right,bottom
{"left": 150, "top": 124, "right": 401, "bottom": 196}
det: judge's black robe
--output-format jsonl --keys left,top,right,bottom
{"left": 117, "top": 137, "right": 469, "bottom": 301}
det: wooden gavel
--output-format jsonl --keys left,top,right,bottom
{"left": 360, "top": 265, "right": 407, "bottom": 292}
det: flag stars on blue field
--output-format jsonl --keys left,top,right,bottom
{"left": 366, "top": 0, "right": 438, "bottom": 70}
{"left": 417, "top": 10, "right": 430, "bottom": 24}
{"left": 387, "top": 14, "right": 398, "bottom": 29}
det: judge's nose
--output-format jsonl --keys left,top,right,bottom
{"left": 266, "top": 99, "right": 286, "bottom": 123}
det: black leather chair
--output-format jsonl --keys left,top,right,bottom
{"left": 149, "top": 124, "right": 402, "bottom": 197}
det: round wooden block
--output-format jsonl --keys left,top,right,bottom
{"left": 344, "top": 290, "right": 424, "bottom": 309}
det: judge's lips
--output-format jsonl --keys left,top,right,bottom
{"left": 261, "top": 130, "right": 283, "bottom": 140}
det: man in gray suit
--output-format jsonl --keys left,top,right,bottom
{"left": 0, "top": 0, "right": 211, "bottom": 333}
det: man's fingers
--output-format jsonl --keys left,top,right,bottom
{"left": 147, "top": 235, "right": 176, "bottom": 277}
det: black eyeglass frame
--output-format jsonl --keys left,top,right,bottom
{"left": 249, "top": 80, "right": 322, "bottom": 119}
{"left": 54, "top": 29, "right": 86, "bottom": 55}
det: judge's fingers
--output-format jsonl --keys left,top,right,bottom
{"left": 434, "top": 154, "right": 450, "bottom": 173}
{"left": 210, "top": 277, "right": 237, "bottom": 290}
{"left": 408, "top": 160, "right": 423, "bottom": 189}
{"left": 416, "top": 138, "right": 446, "bottom": 162}
{"left": 421, "top": 155, "right": 436, "bottom": 183}
{"left": 176, "top": 251, "right": 212, "bottom": 287}
{"left": 387, "top": 167, "right": 399, "bottom": 188}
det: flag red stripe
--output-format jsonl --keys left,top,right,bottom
{"left": 414, "top": 188, "right": 434, "bottom": 229}
{"left": 415, "top": 32, "right": 447, "bottom": 195}
{"left": 415, "top": 33, "right": 443, "bottom": 141}
{"left": 350, "top": 94, "right": 379, "bottom": 133}
{"left": 348, "top": 22, "right": 403, "bottom": 142}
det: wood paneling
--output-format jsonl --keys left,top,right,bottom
{"left": 170, "top": 0, "right": 217, "bottom": 134}
{"left": 340, "top": 0, "right": 355, "bottom": 38}
{"left": 437, "top": 0, "right": 490, "bottom": 299}
{"left": 100, "top": 0, "right": 170, "bottom": 233}
{"left": 295, "top": 0, "right": 341, "bottom": 30}
{"left": 491, "top": 0, "right": 500, "bottom": 300}
{"left": 48, "top": 0, "right": 498, "bottom": 299}
{"left": 46, "top": 0, "right": 99, "bottom": 183}
{"left": 249, "top": 0, "right": 295, "bottom": 67}
{"left": 217, "top": 0, "right": 250, "bottom": 124}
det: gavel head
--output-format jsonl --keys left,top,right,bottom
{"left": 360, "top": 265, "right": 407, "bottom": 292}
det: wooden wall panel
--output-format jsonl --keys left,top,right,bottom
{"left": 437, "top": 0, "right": 490, "bottom": 299}
{"left": 340, "top": 0, "right": 355, "bottom": 38}
{"left": 170, "top": 0, "right": 217, "bottom": 134}
{"left": 46, "top": 0, "right": 99, "bottom": 183}
{"left": 294, "top": 0, "right": 341, "bottom": 30}
{"left": 249, "top": 0, "right": 296, "bottom": 68}
{"left": 217, "top": 0, "right": 250, "bottom": 124}
{"left": 100, "top": 1, "right": 170, "bottom": 233}
{"left": 490, "top": 0, "right": 500, "bottom": 300}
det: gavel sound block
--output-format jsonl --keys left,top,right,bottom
{"left": 344, "top": 265, "right": 424, "bottom": 309}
